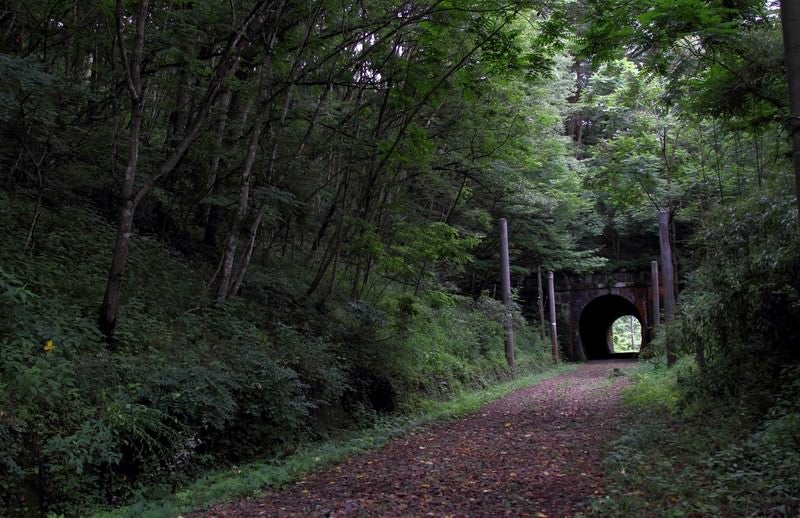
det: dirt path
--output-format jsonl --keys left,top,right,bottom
{"left": 191, "top": 360, "right": 634, "bottom": 517}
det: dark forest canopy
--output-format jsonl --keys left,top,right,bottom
{"left": 1, "top": 0, "right": 799, "bottom": 515}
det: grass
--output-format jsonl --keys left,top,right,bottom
{"left": 586, "top": 357, "right": 800, "bottom": 517}
{"left": 90, "top": 363, "right": 576, "bottom": 518}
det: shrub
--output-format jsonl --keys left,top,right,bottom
{"left": 661, "top": 194, "right": 800, "bottom": 400}
{"left": 388, "top": 292, "right": 550, "bottom": 407}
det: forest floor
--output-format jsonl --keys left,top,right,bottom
{"left": 188, "top": 360, "right": 635, "bottom": 517}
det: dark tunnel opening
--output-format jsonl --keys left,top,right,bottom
{"left": 579, "top": 294, "right": 643, "bottom": 359}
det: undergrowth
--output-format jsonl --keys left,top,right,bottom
{"left": 589, "top": 358, "right": 800, "bottom": 517}
{"left": 0, "top": 197, "right": 555, "bottom": 517}
{"left": 91, "top": 364, "right": 575, "bottom": 518}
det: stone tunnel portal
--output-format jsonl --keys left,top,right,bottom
{"left": 579, "top": 294, "right": 643, "bottom": 359}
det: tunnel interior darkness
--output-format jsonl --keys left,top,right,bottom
{"left": 579, "top": 294, "right": 643, "bottom": 359}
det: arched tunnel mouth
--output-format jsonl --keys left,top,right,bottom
{"left": 579, "top": 294, "right": 644, "bottom": 359}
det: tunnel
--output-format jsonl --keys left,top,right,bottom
{"left": 579, "top": 294, "right": 643, "bottom": 359}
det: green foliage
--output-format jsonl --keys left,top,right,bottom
{"left": 383, "top": 222, "right": 479, "bottom": 282}
{"left": 390, "top": 293, "right": 551, "bottom": 407}
{"left": 582, "top": 0, "right": 770, "bottom": 72}
{"left": 0, "top": 187, "right": 560, "bottom": 515}
{"left": 610, "top": 316, "right": 641, "bottom": 353}
{"left": 0, "top": 199, "right": 314, "bottom": 515}
{"left": 658, "top": 194, "right": 800, "bottom": 399}
{"left": 92, "top": 364, "right": 573, "bottom": 518}
{"left": 590, "top": 358, "right": 800, "bottom": 517}
{"left": 620, "top": 358, "right": 689, "bottom": 411}
{"left": 11, "top": 0, "right": 797, "bottom": 515}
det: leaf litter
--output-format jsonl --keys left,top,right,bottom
{"left": 189, "top": 360, "right": 633, "bottom": 517}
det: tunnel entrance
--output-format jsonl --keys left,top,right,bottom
{"left": 579, "top": 294, "right": 643, "bottom": 359}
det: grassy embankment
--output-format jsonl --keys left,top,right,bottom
{"left": 589, "top": 357, "right": 800, "bottom": 516}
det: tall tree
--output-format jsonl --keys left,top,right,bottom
{"left": 780, "top": 0, "right": 800, "bottom": 220}
{"left": 98, "top": 1, "right": 274, "bottom": 337}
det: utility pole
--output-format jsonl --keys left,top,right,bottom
{"left": 499, "top": 218, "right": 515, "bottom": 370}
{"left": 537, "top": 266, "right": 546, "bottom": 341}
{"left": 650, "top": 260, "right": 660, "bottom": 335}
{"left": 658, "top": 210, "right": 676, "bottom": 366}
{"left": 548, "top": 271, "right": 559, "bottom": 363}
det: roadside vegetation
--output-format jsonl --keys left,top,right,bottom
{"left": 91, "top": 365, "right": 574, "bottom": 518}
{"left": 594, "top": 357, "right": 800, "bottom": 517}
{"left": 0, "top": 196, "right": 558, "bottom": 516}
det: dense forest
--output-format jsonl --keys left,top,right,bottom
{"left": 1, "top": 0, "right": 798, "bottom": 515}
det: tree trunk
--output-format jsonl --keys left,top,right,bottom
{"left": 230, "top": 210, "right": 265, "bottom": 296}
{"left": 98, "top": 199, "right": 137, "bottom": 338}
{"left": 537, "top": 266, "right": 546, "bottom": 341}
{"left": 650, "top": 260, "right": 660, "bottom": 335}
{"left": 203, "top": 90, "right": 233, "bottom": 247}
{"left": 24, "top": 147, "right": 48, "bottom": 252}
{"left": 98, "top": 0, "right": 148, "bottom": 340}
{"left": 217, "top": 107, "right": 266, "bottom": 301}
{"left": 99, "top": 1, "right": 270, "bottom": 336}
{"left": 547, "top": 271, "right": 559, "bottom": 363}
{"left": 780, "top": 0, "right": 800, "bottom": 220}
{"left": 499, "top": 218, "right": 515, "bottom": 370}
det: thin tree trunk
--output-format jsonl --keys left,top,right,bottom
{"left": 24, "top": 147, "right": 48, "bottom": 252}
{"left": 499, "top": 218, "right": 515, "bottom": 370}
{"left": 217, "top": 104, "right": 266, "bottom": 301}
{"left": 650, "top": 260, "right": 660, "bottom": 335}
{"left": 203, "top": 89, "right": 233, "bottom": 246}
{"left": 230, "top": 210, "right": 265, "bottom": 296}
{"left": 547, "top": 271, "right": 559, "bottom": 363}
{"left": 98, "top": 0, "right": 148, "bottom": 340}
{"left": 537, "top": 266, "right": 546, "bottom": 341}
{"left": 306, "top": 229, "right": 346, "bottom": 298}
{"left": 325, "top": 225, "right": 343, "bottom": 298}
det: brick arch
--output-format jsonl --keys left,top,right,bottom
{"left": 535, "top": 271, "right": 656, "bottom": 361}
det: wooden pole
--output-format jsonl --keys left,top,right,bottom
{"left": 658, "top": 210, "right": 676, "bottom": 366}
{"left": 537, "top": 266, "right": 546, "bottom": 341}
{"left": 547, "top": 271, "right": 559, "bottom": 363}
{"left": 499, "top": 218, "right": 515, "bottom": 370}
{"left": 650, "top": 260, "right": 660, "bottom": 335}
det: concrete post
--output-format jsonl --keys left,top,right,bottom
{"left": 537, "top": 266, "right": 546, "bottom": 341}
{"left": 658, "top": 210, "right": 676, "bottom": 366}
{"left": 548, "top": 271, "right": 559, "bottom": 363}
{"left": 499, "top": 218, "right": 515, "bottom": 370}
{"left": 650, "top": 260, "right": 661, "bottom": 333}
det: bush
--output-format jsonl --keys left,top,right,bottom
{"left": 661, "top": 194, "right": 800, "bottom": 400}
{"left": 593, "top": 358, "right": 800, "bottom": 517}
{"left": 388, "top": 293, "right": 550, "bottom": 407}
{"left": 0, "top": 200, "right": 319, "bottom": 515}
